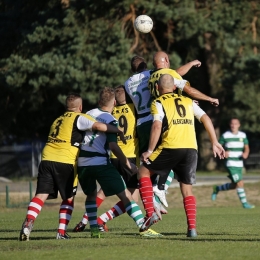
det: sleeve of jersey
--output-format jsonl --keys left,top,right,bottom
{"left": 77, "top": 114, "right": 96, "bottom": 131}
{"left": 219, "top": 135, "right": 225, "bottom": 145}
{"left": 174, "top": 78, "right": 188, "bottom": 91}
{"left": 192, "top": 101, "right": 206, "bottom": 122}
{"left": 106, "top": 120, "right": 118, "bottom": 143}
{"left": 244, "top": 135, "right": 249, "bottom": 145}
{"left": 150, "top": 100, "right": 164, "bottom": 122}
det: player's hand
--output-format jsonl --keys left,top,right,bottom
{"left": 118, "top": 131, "right": 126, "bottom": 144}
{"left": 210, "top": 98, "right": 219, "bottom": 107}
{"left": 212, "top": 142, "right": 225, "bottom": 159}
{"left": 141, "top": 151, "right": 152, "bottom": 163}
{"left": 191, "top": 60, "right": 201, "bottom": 67}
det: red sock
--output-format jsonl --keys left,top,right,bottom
{"left": 96, "top": 196, "right": 104, "bottom": 207}
{"left": 26, "top": 197, "right": 44, "bottom": 220}
{"left": 58, "top": 200, "right": 74, "bottom": 235}
{"left": 139, "top": 177, "right": 154, "bottom": 217}
{"left": 97, "top": 201, "right": 125, "bottom": 225}
{"left": 183, "top": 196, "right": 196, "bottom": 230}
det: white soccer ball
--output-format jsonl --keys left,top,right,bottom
{"left": 134, "top": 15, "right": 153, "bottom": 34}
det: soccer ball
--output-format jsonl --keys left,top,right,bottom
{"left": 134, "top": 15, "right": 153, "bottom": 33}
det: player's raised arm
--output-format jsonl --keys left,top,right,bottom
{"left": 176, "top": 60, "right": 201, "bottom": 76}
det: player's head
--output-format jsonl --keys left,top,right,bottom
{"left": 66, "top": 93, "right": 82, "bottom": 112}
{"left": 131, "top": 55, "right": 147, "bottom": 73}
{"left": 114, "top": 85, "right": 126, "bottom": 105}
{"left": 157, "top": 74, "right": 176, "bottom": 95}
{"left": 229, "top": 117, "right": 240, "bottom": 133}
{"left": 98, "top": 87, "right": 116, "bottom": 109}
{"left": 153, "top": 51, "right": 170, "bottom": 69}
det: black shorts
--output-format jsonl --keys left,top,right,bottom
{"left": 110, "top": 158, "right": 138, "bottom": 189}
{"left": 143, "top": 148, "right": 197, "bottom": 185}
{"left": 36, "top": 160, "right": 77, "bottom": 200}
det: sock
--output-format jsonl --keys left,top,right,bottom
{"left": 26, "top": 197, "right": 44, "bottom": 221}
{"left": 183, "top": 196, "right": 196, "bottom": 230}
{"left": 157, "top": 175, "right": 167, "bottom": 190}
{"left": 237, "top": 188, "right": 247, "bottom": 204}
{"left": 217, "top": 183, "right": 231, "bottom": 192}
{"left": 125, "top": 201, "right": 144, "bottom": 228}
{"left": 81, "top": 197, "right": 104, "bottom": 225}
{"left": 97, "top": 201, "right": 125, "bottom": 225}
{"left": 85, "top": 201, "right": 97, "bottom": 228}
{"left": 164, "top": 170, "right": 174, "bottom": 191}
{"left": 58, "top": 199, "right": 74, "bottom": 235}
{"left": 139, "top": 177, "right": 154, "bottom": 217}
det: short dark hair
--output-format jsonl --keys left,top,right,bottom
{"left": 131, "top": 56, "right": 147, "bottom": 72}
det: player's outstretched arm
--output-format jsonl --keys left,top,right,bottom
{"left": 176, "top": 60, "right": 201, "bottom": 76}
{"left": 183, "top": 84, "right": 219, "bottom": 107}
{"left": 200, "top": 114, "right": 225, "bottom": 159}
{"left": 93, "top": 122, "right": 126, "bottom": 144}
{"left": 141, "top": 120, "right": 162, "bottom": 163}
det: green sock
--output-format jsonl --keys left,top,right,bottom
{"left": 237, "top": 188, "right": 247, "bottom": 204}
{"left": 85, "top": 200, "right": 97, "bottom": 228}
{"left": 165, "top": 170, "right": 174, "bottom": 190}
{"left": 125, "top": 201, "right": 144, "bottom": 228}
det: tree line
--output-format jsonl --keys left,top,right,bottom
{"left": 0, "top": 0, "right": 259, "bottom": 169}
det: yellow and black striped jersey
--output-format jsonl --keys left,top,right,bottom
{"left": 42, "top": 112, "right": 95, "bottom": 164}
{"left": 148, "top": 68, "right": 186, "bottom": 98}
{"left": 111, "top": 103, "right": 139, "bottom": 159}
{"left": 150, "top": 93, "right": 205, "bottom": 150}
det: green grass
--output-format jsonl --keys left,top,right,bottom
{"left": 1, "top": 206, "right": 259, "bottom": 260}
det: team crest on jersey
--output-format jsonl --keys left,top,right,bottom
{"left": 239, "top": 138, "right": 243, "bottom": 142}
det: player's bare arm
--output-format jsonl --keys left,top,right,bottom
{"left": 183, "top": 84, "right": 219, "bottom": 107}
{"left": 92, "top": 122, "right": 126, "bottom": 144}
{"left": 141, "top": 120, "right": 162, "bottom": 163}
{"left": 242, "top": 144, "right": 250, "bottom": 159}
{"left": 176, "top": 60, "right": 202, "bottom": 76}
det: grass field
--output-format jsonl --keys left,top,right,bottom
{"left": 1, "top": 181, "right": 260, "bottom": 260}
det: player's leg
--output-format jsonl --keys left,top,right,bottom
{"left": 97, "top": 163, "right": 161, "bottom": 236}
{"left": 153, "top": 170, "right": 175, "bottom": 208}
{"left": 174, "top": 149, "right": 198, "bottom": 238}
{"left": 19, "top": 161, "right": 54, "bottom": 241}
{"left": 97, "top": 188, "right": 138, "bottom": 230}
{"left": 54, "top": 162, "right": 77, "bottom": 239}
{"left": 235, "top": 179, "right": 255, "bottom": 209}
{"left": 180, "top": 183, "right": 197, "bottom": 238}
{"left": 73, "top": 189, "right": 105, "bottom": 232}
{"left": 77, "top": 165, "right": 101, "bottom": 238}
{"left": 211, "top": 167, "right": 235, "bottom": 201}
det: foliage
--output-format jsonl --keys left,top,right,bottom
{"left": 0, "top": 0, "right": 260, "bottom": 167}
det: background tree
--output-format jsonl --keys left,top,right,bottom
{"left": 0, "top": 0, "right": 259, "bottom": 169}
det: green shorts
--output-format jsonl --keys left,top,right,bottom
{"left": 137, "top": 120, "right": 152, "bottom": 154}
{"left": 77, "top": 164, "right": 126, "bottom": 197}
{"left": 227, "top": 167, "right": 243, "bottom": 183}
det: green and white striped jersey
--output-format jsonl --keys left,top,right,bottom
{"left": 219, "top": 131, "right": 248, "bottom": 168}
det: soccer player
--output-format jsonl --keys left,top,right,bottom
{"left": 211, "top": 118, "right": 255, "bottom": 209}
{"left": 138, "top": 74, "right": 225, "bottom": 237}
{"left": 77, "top": 87, "right": 161, "bottom": 238}
{"left": 124, "top": 55, "right": 220, "bottom": 208}
{"left": 73, "top": 85, "right": 142, "bottom": 232}
{"left": 19, "top": 93, "right": 126, "bottom": 241}
{"left": 148, "top": 51, "right": 219, "bottom": 105}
